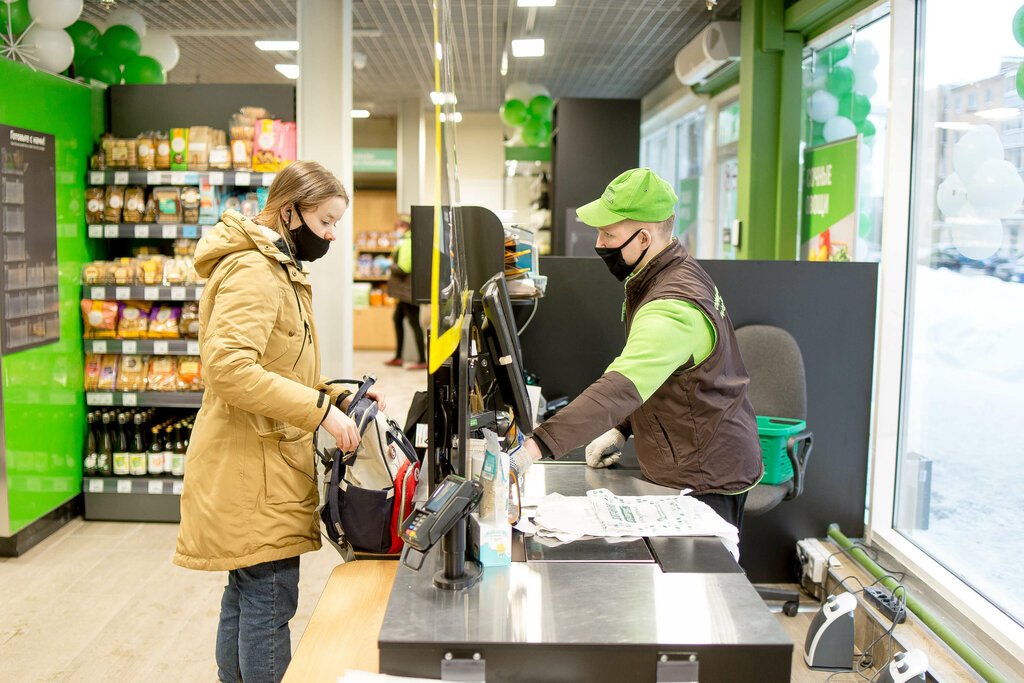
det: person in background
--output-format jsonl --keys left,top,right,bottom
{"left": 385, "top": 214, "right": 428, "bottom": 370}
{"left": 173, "top": 160, "right": 386, "bottom": 683}
{"left": 521, "top": 168, "right": 763, "bottom": 534}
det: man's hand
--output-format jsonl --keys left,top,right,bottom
{"left": 523, "top": 438, "right": 543, "bottom": 463}
{"left": 321, "top": 404, "right": 361, "bottom": 452}
{"left": 585, "top": 429, "right": 625, "bottom": 468}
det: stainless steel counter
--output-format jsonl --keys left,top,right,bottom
{"left": 378, "top": 463, "right": 792, "bottom": 682}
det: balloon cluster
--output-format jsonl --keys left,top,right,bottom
{"left": 805, "top": 39, "right": 879, "bottom": 146}
{"left": 936, "top": 125, "right": 1022, "bottom": 260}
{"left": 0, "top": 2, "right": 178, "bottom": 84}
{"left": 499, "top": 82, "right": 554, "bottom": 147}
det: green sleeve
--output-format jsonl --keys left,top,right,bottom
{"left": 605, "top": 300, "right": 716, "bottom": 402}
{"left": 394, "top": 235, "right": 412, "bottom": 273}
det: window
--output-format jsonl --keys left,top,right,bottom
{"left": 985, "top": 87, "right": 993, "bottom": 106}
{"left": 674, "top": 110, "right": 704, "bottom": 252}
{"left": 897, "top": 0, "right": 1024, "bottom": 628}
{"left": 715, "top": 100, "right": 740, "bottom": 259}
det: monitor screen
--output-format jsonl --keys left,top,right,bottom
{"left": 478, "top": 273, "right": 533, "bottom": 436}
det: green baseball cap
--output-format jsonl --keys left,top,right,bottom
{"left": 576, "top": 168, "right": 678, "bottom": 228}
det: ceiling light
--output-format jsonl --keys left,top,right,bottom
{"left": 429, "top": 91, "right": 457, "bottom": 105}
{"left": 256, "top": 40, "right": 299, "bottom": 51}
{"left": 517, "top": 0, "right": 556, "bottom": 6}
{"left": 435, "top": 42, "right": 443, "bottom": 61}
{"left": 352, "top": 109, "right": 371, "bottom": 118}
{"left": 439, "top": 112, "right": 462, "bottom": 123}
{"left": 275, "top": 64, "right": 299, "bottom": 79}
{"left": 976, "top": 107, "right": 1019, "bottom": 121}
{"left": 500, "top": 49, "right": 508, "bottom": 76}
{"left": 511, "top": 38, "right": 545, "bottom": 58}
{"left": 353, "top": 51, "right": 367, "bottom": 70}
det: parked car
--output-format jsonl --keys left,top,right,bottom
{"left": 992, "top": 259, "right": 1024, "bottom": 283}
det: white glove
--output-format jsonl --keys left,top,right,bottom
{"left": 585, "top": 429, "right": 625, "bottom": 468}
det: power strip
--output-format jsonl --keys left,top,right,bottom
{"left": 863, "top": 586, "right": 906, "bottom": 624}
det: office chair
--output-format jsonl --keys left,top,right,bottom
{"left": 735, "top": 325, "right": 814, "bottom": 617}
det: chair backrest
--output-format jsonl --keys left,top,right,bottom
{"left": 735, "top": 325, "right": 807, "bottom": 421}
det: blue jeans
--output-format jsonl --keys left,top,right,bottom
{"left": 216, "top": 556, "right": 300, "bottom": 683}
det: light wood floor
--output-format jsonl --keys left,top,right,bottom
{"left": 0, "top": 351, "right": 850, "bottom": 682}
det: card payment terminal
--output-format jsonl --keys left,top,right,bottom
{"left": 400, "top": 475, "right": 483, "bottom": 571}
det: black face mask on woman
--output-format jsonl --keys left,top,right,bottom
{"left": 594, "top": 229, "right": 649, "bottom": 282}
{"left": 287, "top": 208, "right": 330, "bottom": 262}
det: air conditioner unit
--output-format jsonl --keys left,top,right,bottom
{"left": 674, "top": 21, "right": 741, "bottom": 86}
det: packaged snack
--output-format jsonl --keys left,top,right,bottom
{"left": 86, "top": 187, "right": 104, "bottom": 224}
{"left": 154, "top": 133, "right": 171, "bottom": 170}
{"left": 82, "top": 261, "right": 107, "bottom": 285}
{"left": 147, "top": 356, "right": 178, "bottom": 391}
{"left": 181, "top": 186, "right": 201, "bottom": 224}
{"left": 123, "top": 187, "right": 145, "bottom": 223}
{"left": 153, "top": 186, "right": 182, "bottom": 223}
{"left": 239, "top": 197, "right": 260, "bottom": 218}
{"left": 110, "top": 258, "right": 137, "bottom": 286}
{"left": 169, "top": 128, "right": 188, "bottom": 170}
{"left": 179, "top": 302, "right": 199, "bottom": 338}
{"left": 198, "top": 179, "right": 220, "bottom": 224}
{"left": 141, "top": 190, "right": 157, "bottom": 223}
{"left": 187, "top": 126, "right": 211, "bottom": 170}
{"left": 137, "top": 254, "right": 164, "bottom": 285}
{"left": 108, "top": 138, "right": 136, "bottom": 169}
{"left": 104, "top": 185, "right": 124, "bottom": 223}
{"left": 252, "top": 118, "right": 280, "bottom": 172}
{"left": 137, "top": 135, "right": 156, "bottom": 170}
{"left": 101, "top": 136, "right": 114, "bottom": 169}
{"left": 97, "top": 354, "right": 120, "bottom": 391}
{"left": 209, "top": 128, "right": 231, "bottom": 169}
{"left": 176, "top": 356, "right": 202, "bottom": 391}
{"left": 148, "top": 305, "right": 182, "bottom": 338}
{"left": 84, "top": 353, "right": 102, "bottom": 391}
{"left": 162, "top": 257, "right": 189, "bottom": 286}
{"left": 117, "top": 301, "right": 151, "bottom": 338}
{"left": 116, "top": 354, "right": 148, "bottom": 392}
{"left": 81, "top": 299, "right": 119, "bottom": 338}
{"left": 220, "top": 192, "right": 242, "bottom": 215}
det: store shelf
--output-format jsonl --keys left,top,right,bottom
{"left": 85, "top": 391, "right": 204, "bottom": 408}
{"left": 84, "top": 339, "right": 201, "bottom": 355}
{"left": 83, "top": 484, "right": 181, "bottom": 522}
{"left": 82, "top": 284, "right": 203, "bottom": 301}
{"left": 87, "top": 169, "right": 275, "bottom": 187}
{"left": 87, "top": 223, "right": 212, "bottom": 239}
{"left": 356, "top": 248, "right": 394, "bottom": 254}
{"left": 84, "top": 476, "right": 183, "bottom": 495}
{"left": 354, "top": 276, "right": 389, "bottom": 282}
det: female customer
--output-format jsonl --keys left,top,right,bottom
{"left": 174, "top": 160, "right": 384, "bottom": 683}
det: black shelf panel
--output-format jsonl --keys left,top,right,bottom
{"left": 84, "top": 476, "right": 183, "bottom": 495}
{"left": 87, "top": 169, "right": 276, "bottom": 187}
{"left": 87, "top": 223, "right": 213, "bottom": 239}
{"left": 83, "top": 489, "right": 181, "bottom": 522}
{"left": 85, "top": 391, "right": 203, "bottom": 408}
{"left": 84, "top": 339, "right": 200, "bottom": 355}
{"left": 82, "top": 284, "right": 203, "bottom": 301}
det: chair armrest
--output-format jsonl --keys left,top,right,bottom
{"left": 784, "top": 430, "right": 813, "bottom": 501}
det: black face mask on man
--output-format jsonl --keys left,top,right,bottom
{"left": 287, "top": 207, "right": 330, "bottom": 262}
{"left": 595, "top": 229, "right": 649, "bottom": 281}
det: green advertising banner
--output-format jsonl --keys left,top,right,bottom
{"left": 802, "top": 136, "right": 860, "bottom": 262}
{"left": 676, "top": 176, "right": 700, "bottom": 235}
{"left": 353, "top": 148, "right": 397, "bottom": 173}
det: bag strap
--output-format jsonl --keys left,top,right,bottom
{"left": 326, "top": 451, "right": 346, "bottom": 539}
{"left": 325, "top": 374, "right": 377, "bottom": 413}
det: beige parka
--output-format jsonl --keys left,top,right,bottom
{"left": 173, "top": 211, "right": 348, "bottom": 571}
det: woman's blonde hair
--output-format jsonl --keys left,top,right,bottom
{"left": 255, "top": 160, "right": 349, "bottom": 250}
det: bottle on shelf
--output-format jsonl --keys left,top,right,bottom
{"left": 148, "top": 426, "right": 164, "bottom": 475}
{"left": 171, "top": 422, "right": 187, "bottom": 476}
{"left": 84, "top": 412, "right": 99, "bottom": 476}
{"left": 98, "top": 412, "right": 114, "bottom": 476}
{"left": 162, "top": 426, "right": 176, "bottom": 476}
{"left": 128, "top": 413, "right": 147, "bottom": 476}
{"left": 113, "top": 413, "right": 131, "bottom": 476}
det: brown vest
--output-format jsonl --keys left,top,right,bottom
{"left": 623, "top": 240, "right": 763, "bottom": 494}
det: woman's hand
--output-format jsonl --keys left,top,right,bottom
{"left": 321, "top": 404, "right": 361, "bottom": 452}
{"left": 340, "top": 389, "right": 387, "bottom": 412}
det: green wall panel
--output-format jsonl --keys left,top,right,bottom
{"left": 0, "top": 58, "right": 98, "bottom": 535}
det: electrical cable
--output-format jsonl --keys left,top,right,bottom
{"left": 516, "top": 298, "right": 539, "bottom": 335}
{"left": 819, "top": 574, "right": 908, "bottom": 682}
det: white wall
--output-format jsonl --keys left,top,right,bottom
{"left": 421, "top": 111, "right": 505, "bottom": 212}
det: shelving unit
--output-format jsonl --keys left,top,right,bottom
{"left": 352, "top": 189, "right": 400, "bottom": 350}
{"left": 82, "top": 475, "right": 184, "bottom": 523}
{"left": 83, "top": 284, "right": 204, "bottom": 301}
{"left": 85, "top": 339, "right": 200, "bottom": 355}
{"left": 87, "top": 223, "right": 212, "bottom": 239}
{"left": 87, "top": 169, "right": 276, "bottom": 187}
{"left": 85, "top": 391, "right": 204, "bottom": 408}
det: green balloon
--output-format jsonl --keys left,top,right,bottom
{"left": 500, "top": 99, "right": 528, "bottom": 127}
{"left": 822, "top": 41, "right": 849, "bottom": 68}
{"left": 839, "top": 91, "right": 872, "bottom": 123}
{"left": 66, "top": 21, "right": 102, "bottom": 65}
{"left": 810, "top": 121, "right": 825, "bottom": 141}
{"left": 528, "top": 94, "right": 554, "bottom": 120}
{"left": 122, "top": 55, "right": 166, "bottom": 84}
{"left": 521, "top": 117, "right": 547, "bottom": 147}
{"left": 826, "top": 66, "right": 855, "bottom": 96}
{"left": 857, "top": 118, "right": 876, "bottom": 139}
{"left": 1014, "top": 6, "right": 1024, "bottom": 47}
{"left": 100, "top": 25, "right": 142, "bottom": 63}
{"left": 80, "top": 55, "right": 122, "bottom": 85}
{"left": 1016, "top": 61, "right": 1024, "bottom": 100}
{"left": 0, "top": 0, "right": 32, "bottom": 36}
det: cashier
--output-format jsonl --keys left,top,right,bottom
{"left": 522, "top": 168, "right": 763, "bottom": 531}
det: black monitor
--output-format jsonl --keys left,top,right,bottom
{"left": 477, "top": 273, "right": 533, "bottom": 436}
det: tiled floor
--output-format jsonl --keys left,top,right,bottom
{"left": 0, "top": 350, "right": 832, "bottom": 682}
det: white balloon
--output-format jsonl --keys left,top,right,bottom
{"left": 27, "top": 0, "right": 81, "bottom": 29}
{"left": 106, "top": 6, "right": 146, "bottom": 37}
{"left": 505, "top": 81, "right": 532, "bottom": 103}
{"left": 823, "top": 115, "right": 857, "bottom": 142}
{"left": 808, "top": 89, "right": 839, "bottom": 123}
{"left": 857, "top": 73, "right": 878, "bottom": 99}
{"left": 526, "top": 83, "right": 550, "bottom": 100}
{"left": 140, "top": 30, "right": 179, "bottom": 71}
{"left": 966, "top": 159, "right": 1024, "bottom": 218}
{"left": 936, "top": 173, "right": 968, "bottom": 216}
{"left": 954, "top": 125, "right": 1004, "bottom": 182}
{"left": 851, "top": 40, "right": 879, "bottom": 73}
{"left": 23, "top": 25, "right": 74, "bottom": 72}
{"left": 950, "top": 213, "right": 1003, "bottom": 260}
